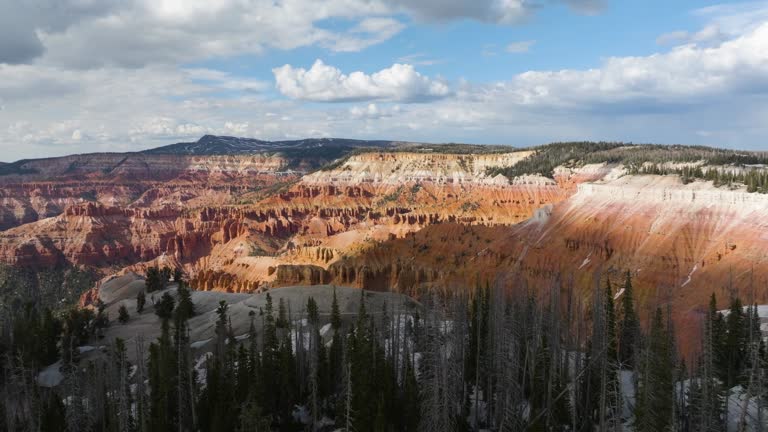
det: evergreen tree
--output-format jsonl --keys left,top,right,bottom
{"left": 175, "top": 284, "right": 196, "bottom": 320}
{"left": 137, "top": 289, "right": 146, "bottom": 313}
{"left": 118, "top": 304, "right": 130, "bottom": 324}
{"left": 155, "top": 292, "right": 175, "bottom": 321}
{"left": 618, "top": 271, "right": 641, "bottom": 369}
{"left": 148, "top": 311, "right": 178, "bottom": 431}
{"left": 635, "top": 308, "right": 675, "bottom": 432}
{"left": 348, "top": 291, "right": 377, "bottom": 430}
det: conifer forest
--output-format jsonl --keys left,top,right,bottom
{"left": 2, "top": 268, "right": 767, "bottom": 431}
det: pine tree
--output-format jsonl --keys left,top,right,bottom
{"left": 175, "top": 284, "right": 195, "bottom": 320}
{"left": 118, "top": 304, "right": 130, "bottom": 324}
{"left": 154, "top": 292, "right": 175, "bottom": 321}
{"left": 348, "top": 290, "right": 377, "bottom": 430}
{"left": 634, "top": 308, "right": 674, "bottom": 432}
{"left": 137, "top": 289, "right": 146, "bottom": 313}
{"left": 329, "top": 286, "right": 344, "bottom": 405}
{"left": 618, "top": 270, "right": 641, "bottom": 369}
{"left": 259, "top": 293, "right": 280, "bottom": 420}
{"left": 148, "top": 311, "right": 178, "bottom": 431}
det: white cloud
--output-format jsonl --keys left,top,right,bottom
{"left": 656, "top": 25, "right": 725, "bottom": 46}
{"left": 324, "top": 17, "right": 406, "bottom": 52}
{"left": 273, "top": 60, "right": 450, "bottom": 102}
{"left": 506, "top": 40, "right": 535, "bottom": 53}
{"left": 349, "top": 103, "right": 402, "bottom": 119}
{"left": 0, "top": 0, "right": 604, "bottom": 68}
{"left": 3, "top": 0, "right": 400, "bottom": 68}
{"left": 381, "top": 0, "right": 603, "bottom": 24}
{"left": 383, "top": 0, "right": 529, "bottom": 24}
{"left": 3, "top": 2, "right": 768, "bottom": 161}
{"left": 395, "top": 53, "right": 443, "bottom": 66}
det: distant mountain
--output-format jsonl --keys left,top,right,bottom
{"left": 141, "top": 135, "right": 400, "bottom": 156}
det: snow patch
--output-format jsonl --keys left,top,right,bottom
{"left": 37, "top": 361, "right": 64, "bottom": 387}
{"left": 681, "top": 265, "right": 698, "bottom": 287}
{"left": 190, "top": 338, "right": 211, "bottom": 349}
{"left": 578, "top": 252, "right": 592, "bottom": 270}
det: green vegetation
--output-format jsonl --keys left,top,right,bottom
{"left": 118, "top": 304, "right": 130, "bottom": 323}
{"left": 0, "top": 264, "right": 97, "bottom": 310}
{"left": 145, "top": 266, "right": 172, "bottom": 292}
{"left": 634, "top": 163, "right": 768, "bottom": 192}
{"left": 483, "top": 141, "right": 768, "bottom": 192}
{"left": 0, "top": 160, "right": 38, "bottom": 176}
{"left": 2, "top": 270, "right": 768, "bottom": 431}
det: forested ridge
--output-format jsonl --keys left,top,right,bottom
{"left": 2, "top": 268, "right": 768, "bottom": 431}
{"left": 485, "top": 142, "right": 768, "bottom": 186}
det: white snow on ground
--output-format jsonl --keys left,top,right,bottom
{"left": 579, "top": 252, "right": 592, "bottom": 270}
{"left": 681, "top": 265, "right": 698, "bottom": 287}
{"left": 194, "top": 352, "right": 213, "bottom": 388}
{"left": 292, "top": 404, "right": 311, "bottom": 425}
{"left": 77, "top": 345, "right": 96, "bottom": 354}
{"left": 619, "top": 370, "right": 635, "bottom": 419}
{"left": 727, "top": 385, "right": 766, "bottom": 431}
{"left": 614, "top": 288, "right": 625, "bottom": 300}
{"left": 37, "top": 361, "right": 64, "bottom": 387}
{"left": 190, "top": 338, "right": 211, "bottom": 349}
{"left": 319, "top": 323, "right": 332, "bottom": 337}
{"left": 291, "top": 326, "right": 311, "bottom": 352}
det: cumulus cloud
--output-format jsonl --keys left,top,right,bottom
{"left": 273, "top": 60, "right": 450, "bottom": 102}
{"left": 656, "top": 24, "right": 725, "bottom": 46}
{"left": 0, "top": 0, "right": 609, "bottom": 68}
{"left": 5, "top": 1, "right": 768, "bottom": 160}
{"left": 4, "top": 0, "right": 399, "bottom": 68}
{"left": 0, "top": 0, "right": 122, "bottom": 64}
{"left": 505, "top": 22, "right": 768, "bottom": 110}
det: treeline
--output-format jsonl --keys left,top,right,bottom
{"left": 633, "top": 164, "right": 768, "bottom": 193}
{"left": 485, "top": 141, "right": 768, "bottom": 181}
{"left": 0, "top": 264, "right": 96, "bottom": 310}
{"left": 2, "top": 272, "right": 768, "bottom": 431}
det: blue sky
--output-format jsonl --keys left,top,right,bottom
{"left": 195, "top": 1, "right": 710, "bottom": 90}
{"left": 1, "top": 0, "right": 768, "bottom": 160}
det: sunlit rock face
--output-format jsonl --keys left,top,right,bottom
{"left": 4, "top": 143, "right": 768, "bottom": 359}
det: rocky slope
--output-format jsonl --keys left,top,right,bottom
{"left": 3, "top": 137, "right": 768, "bottom": 356}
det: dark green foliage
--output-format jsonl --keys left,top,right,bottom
{"left": 175, "top": 284, "right": 195, "bottom": 320}
{"left": 634, "top": 163, "right": 768, "bottom": 192}
{"left": 0, "top": 264, "right": 96, "bottom": 310}
{"left": 11, "top": 271, "right": 768, "bottom": 432}
{"left": 145, "top": 266, "right": 171, "bottom": 293}
{"left": 487, "top": 141, "right": 626, "bottom": 178}
{"left": 618, "top": 271, "right": 641, "bottom": 369}
{"left": 4, "top": 303, "right": 63, "bottom": 368}
{"left": 634, "top": 308, "right": 675, "bottom": 432}
{"left": 154, "top": 292, "right": 176, "bottom": 320}
{"left": 484, "top": 141, "right": 768, "bottom": 186}
{"left": 137, "top": 289, "right": 146, "bottom": 313}
{"left": 148, "top": 317, "right": 178, "bottom": 431}
{"left": 118, "top": 304, "right": 130, "bottom": 324}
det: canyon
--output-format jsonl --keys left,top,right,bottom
{"left": 2, "top": 136, "right": 767, "bottom": 355}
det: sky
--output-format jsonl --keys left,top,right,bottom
{"left": 1, "top": 0, "right": 768, "bottom": 161}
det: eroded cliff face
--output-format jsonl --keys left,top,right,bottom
{"left": 185, "top": 153, "right": 599, "bottom": 292}
{"left": 0, "top": 153, "right": 300, "bottom": 230}
{"left": 304, "top": 174, "right": 768, "bottom": 356}
{"left": 6, "top": 147, "right": 768, "bottom": 357}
